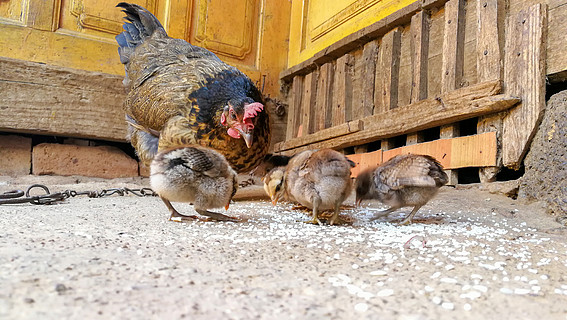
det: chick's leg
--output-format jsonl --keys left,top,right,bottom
{"left": 369, "top": 206, "right": 399, "bottom": 221}
{"left": 398, "top": 205, "right": 422, "bottom": 225}
{"left": 304, "top": 196, "right": 322, "bottom": 225}
{"left": 328, "top": 202, "right": 342, "bottom": 226}
{"left": 195, "top": 209, "right": 239, "bottom": 222}
{"left": 161, "top": 197, "right": 200, "bottom": 222}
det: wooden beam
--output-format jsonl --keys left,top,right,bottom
{"left": 0, "top": 57, "right": 127, "bottom": 141}
{"left": 272, "top": 80, "right": 519, "bottom": 154}
{"left": 314, "top": 63, "right": 334, "bottom": 132}
{"left": 477, "top": 0, "right": 505, "bottom": 182}
{"left": 299, "top": 70, "right": 318, "bottom": 136}
{"left": 503, "top": 4, "right": 547, "bottom": 169}
{"left": 375, "top": 28, "right": 402, "bottom": 113}
{"left": 273, "top": 119, "right": 363, "bottom": 152}
{"left": 357, "top": 41, "right": 378, "bottom": 118}
{"left": 286, "top": 75, "right": 303, "bottom": 140}
{"left": 410, "top": 10, "right": 430, "bottom": 103}
{"left": 331, "top": 54, "right": 354, "bottom": 126}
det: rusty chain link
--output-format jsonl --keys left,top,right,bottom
{"left": 0, "top": 184, "right": 157, "bottom": 205}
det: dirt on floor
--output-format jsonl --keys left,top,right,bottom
{"left": 0, "top": 175, "right": 566, "bottom": 319}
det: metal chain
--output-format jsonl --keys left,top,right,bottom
{"left": 0, "top": 184, "right": 157, "bottom": 205}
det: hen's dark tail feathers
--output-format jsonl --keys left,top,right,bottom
{"left": 115, "top": 2, "right": 166, "bottom": 64}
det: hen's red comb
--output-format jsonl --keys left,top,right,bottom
{"left": 243, "top": 102, "right": 264, "bottom": 121}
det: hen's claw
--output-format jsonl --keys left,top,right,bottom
{"left": 196, "top": 209, "right": 239, "bottom": 222}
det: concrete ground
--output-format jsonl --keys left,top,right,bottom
{"left": 0, "top": 175, "right": 566, "bottom": 319}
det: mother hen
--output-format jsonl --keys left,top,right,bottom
{"left": 115, "top": 2, "right": 270, "bottom": 173}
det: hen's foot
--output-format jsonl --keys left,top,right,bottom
{"left": 161, "top": 196, "right": 205, "bottom": 222}
{"left": 304, "top": 217, "right": 322, "bottom": 225}
{"left": 369, "top": 207, "right": 398, "bottom": 221}
{"left": 196, "top": 209, "right": 239, "bottom": 222}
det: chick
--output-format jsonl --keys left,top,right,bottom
{"left": 264, "top": 149, "right": 355, "bottom": 225}
{"left": 150, "top": 145, "right": 238, "bottom": 222}
{"left": 355, "top": 154, "right": 448, "bottom": 225}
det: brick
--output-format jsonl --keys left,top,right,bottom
{"left": 0, "top": 135, "right": 32, "bottom": 176}
{"left": 32, "top": 143, "right": 138, "bottom": 178}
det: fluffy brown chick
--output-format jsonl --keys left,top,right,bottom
{"left": 150, "top": 145, "right": 238, "bottom": 222}
{"left": 355, "top": 154, "right": 448, "bottom": 225}
{"left": 265, "top": 149, "right": 355, "bottom": 225}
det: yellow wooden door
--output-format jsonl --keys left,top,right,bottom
{"left": 287, "top": 0, "right": 418, "bottom": 67}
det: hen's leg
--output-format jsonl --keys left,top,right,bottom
{"left": 398, "top": 205, "right": 422, "bottom": 225}
{"left": 328, "top": 202, "right": 342, "bottom": 226}
{"left": 161, "top": 197, "right": 200, "bottom": 222}
{"left": 304, "top": 196, "right": 322, "bottom": 225}
{"left": 195, "top": 209, "right": 239, "bottom": 222}
{"left": 369, "top": 206, "right": 399, "bottom": 221}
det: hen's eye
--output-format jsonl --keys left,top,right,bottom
{"left": 230, "top": 112, "right": 237, "bottom": 120}
{"left": 275, "top": 185, "right": 281, "bottom": 192}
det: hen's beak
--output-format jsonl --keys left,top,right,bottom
{"left": 271, "top": 194, "right": 279, "bottom": 205}
{"left": 236, "top": 127, "right": 253, "bottom": 148}
{"left": 225, "top": 203, "right": 230, "bottom": 210}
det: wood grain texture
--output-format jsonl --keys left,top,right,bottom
{"left": 314, "top": 62, "right": 334, "bottom": 131}
{"left": 0, "top": 57, "right": 127, "bottom": 141}
{"left": 375, "top": 27, "right": 402, "bottom": 113}
{"left": 356, "top": 41, "right": 379, "bottom": 119}
{"left": 502, "top": 4, "right": 547, "bottom": 169}
{"left": 299, "top": 71, "right": 319, "bottom": 136}
{"left": 441, "top": 0, "right": 466, "bottom": 93}
{"left": 286, "top": 75, "right": 304, "bottom": 140}
{"left": 332, "top": 54, "right": 354, "bottom": 126}
{"left": 410, "top": 10, "right": 430, "bottom": 103}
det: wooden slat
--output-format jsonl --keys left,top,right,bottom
{"left": 381, "top": 132, "right": 497, "bottom": 170}
{"left": 0, "top": 57, "right": 127, "bottom": 141}
{"left": 356, "top": 41, "right": 378, "bottom": 119}
{"left": 314, "top": 63, "right": 334, "bottom": 131}
{"left": 442, "top": 0, "right": 466, "bottom": 93}
{"left": 476, "top": 0, "right": 504, "bottom": 182}
{"left": 410, "top": 11, "right": 430, "bottom": 103}
{"left": 299, "top": 71, "right": 318, "bottom": 136}
{"left": 406, "top": 132, "right": 425, "bottom": 145}
{"left": 286, "top": 75, "right": 304, "bottom": 140}
{"left": 332, "top": 54, "right": 354, "bottom": 126}
{"left": 547, "top": 3, "right": 567, "bottom": 81}
{"left": 273, "top": 80, "right": 519, "bottom": 154}
{"left": 274, "top": 120, "right": 363, "bottom": 152}
{"left": 440, "top": 124, "right": 460, "bottom": 185}
{"left": 503, "top": 4, "right": 547, "bottom": 169}
{"left": 375, "top": 28, "right": 402, "bottom": 113}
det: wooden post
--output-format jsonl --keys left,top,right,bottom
{"left": 502, "top": 4, "right": 547, "bottom": 169}
{"left": 314, "top": 62, "right": 334, "bottom": 131}
{"left": 410, "top": 11, "right": 430, "bottom": 103}
{"left": 332, "top": 54, "right": 354, "bottom": 127}
{"left": 286, "top": 75, "right": 303, "bottom": 140}
{"left": 476, "top": 0, "right": 505, "bottom": 182}
{"left": 406, "top": 132, "right": 424, "bottom": 145}
{"left": 440, "top": 0, "right": 466, "bottom": 185}
{"left": 375, "top": 28, "right": 402, "bottom": 113}
{"left": 299, "top": 70, "right": 318, "bottom": 136}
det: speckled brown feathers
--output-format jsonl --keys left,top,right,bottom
{"left": 355, "top": 154, "right": 448, "bottom": 225}
{"left": 116, "top": 3, "right": 270, "bottom": 173}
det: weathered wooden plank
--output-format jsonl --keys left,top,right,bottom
{"left": 314, "top": 63, "right": 334, "bottom": 131}
{"left": 503, "top": 4, "right": 547, "bottom": 169}
{"left": 0, "top": 57, "right": 127, "bottom": 141}
{"left": 375, "top": 28, "right": 402, "bottom": 113}
{"left": 442, "top": 0, "right": 466, "bottom": 93}
{"left": 547, "top": 3, "right": 567, "bottom": 81}
{"left": 273, "top": 80, "right": 519, "bottom": 154}
{"left": 410, "top": 10, "right": 430, "bottom": 103}
{"left": 299, "top": 71, "right": 318, "bottom": 136}
{"left": 477, "top": 0, "right": 504, "bottom": 181}
{"left": 406, "top": 132, "right": 425, "bottom": 145}
{"left": 286, "top": 75, "right": 304, "bottom": 140}
{"left": 427, "top": 8, "right": 445, "bottom": 98}
{"left": 351, "top": 49, "right": 364, "bottom": 121}
{"left": 274, "top": 120, "right": 363, "bottom": 152}
{"left": 355, "top": 41, "right": 378, "bottom": 119}
{"left": 332, "top": 54, "right": 354, "bottom": 126}
{"left": 440, "top": 124, "right": 460, "bottom": 185}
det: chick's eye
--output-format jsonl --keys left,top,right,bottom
{"left": 230, "top": 112, "right": 237, "bottom": 120}
{"left": 275, "top": 184, "right": 281, "bottom": 192}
